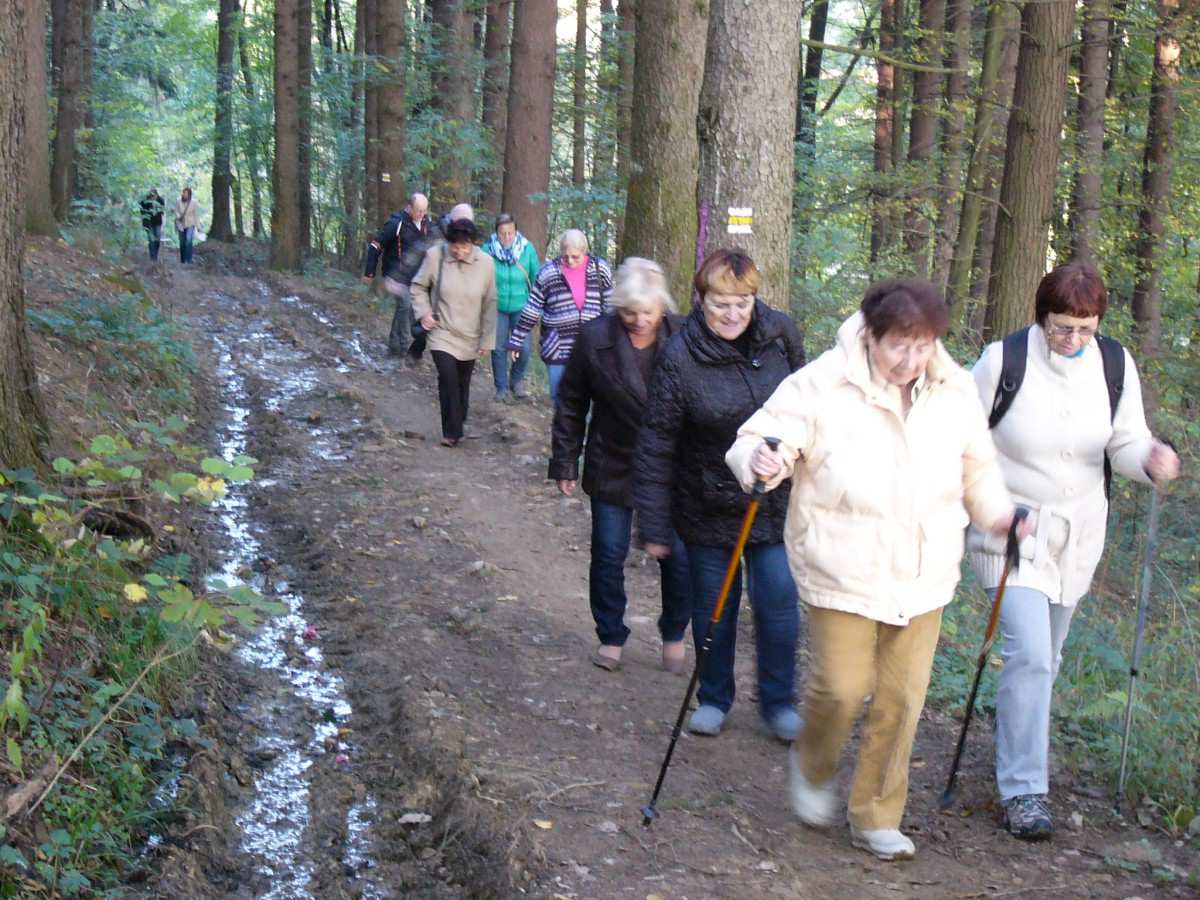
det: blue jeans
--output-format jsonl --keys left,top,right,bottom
{"left": 178, "top": 226, "right": 195, "bottom": 263}
{"left": 493, "top": 310, "right": 531, "bottom": 393}
{"left": 145, "top": 225, "right": 162, "bottom": 260}
{"left": 686, "top": 542, "right": 800, "bottom": 717}
{"left": 590, "top": 500, "right": 691, "bottom": 647}
{"left": 547, "top": 363, "right": 567, "bottom": 402}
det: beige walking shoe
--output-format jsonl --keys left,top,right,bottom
{"left": 850, "top": 825, "right": 916, "bottom": 861}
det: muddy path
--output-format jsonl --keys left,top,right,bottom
{"left": 143, "top": 247, "right": 1193, "bottom": 898}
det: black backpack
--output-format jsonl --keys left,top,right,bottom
{"left": 988, "top": 326, "right": 1125, "bottom": 500}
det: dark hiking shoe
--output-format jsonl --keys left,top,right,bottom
{"left": 1004, "top": 794, "right": 1053, "bottom": 841}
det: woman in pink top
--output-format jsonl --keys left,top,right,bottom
{"left": 508, "top": 229, "right": 614, "bottom": 401}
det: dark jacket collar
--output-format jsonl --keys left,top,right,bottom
{"left": 682, "top": 298, "right": 782, "bottom": 365}
{"left": 598, "top": 312, "right": 682, "bottom": 403}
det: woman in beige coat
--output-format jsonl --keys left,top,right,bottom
{"left": 411, "top": 218, "right": 498, "bottom": 446}
{"left": 174, "top": 187, "right": 200, "bottom": 264}
{"left": 726, "top": 278, "right": 1024, "bottom": 862}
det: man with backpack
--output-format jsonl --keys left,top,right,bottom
{"left": 139, "top": 189, "right": 165, "bottom": 261}
{"left": 966, "top": 262, "right": 1179, "bottom": 841}
{"left": 363, "top": 192, "right": 439, "bottom": 364}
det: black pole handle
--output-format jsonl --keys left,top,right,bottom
{"left": 1005, "top": 506, "right": 1030, "bottom": 570}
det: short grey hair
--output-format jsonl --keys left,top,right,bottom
{"left": 559, "top": 229, "right": 589, "bottom": 255}
{"left": 449, "top": 202, "right": 474, "bottom": 222}
{"left": 611, "top": 257, "right": 676, "bottom": 314}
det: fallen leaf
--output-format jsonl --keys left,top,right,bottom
{"left": 399, "top": 812, "right": 432, "bottom": 825}
{"left": 596, "top": 820, "right": 619, "bottom": 834}
{"left": 533, "top": 819, "right": 554, "bottom": 830}
{"left": 123, "top": 583, "right": 148, "bottom": 603}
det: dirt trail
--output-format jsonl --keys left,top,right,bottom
{"left": 145, "top": 247, "right": 1194, "bottom": 898}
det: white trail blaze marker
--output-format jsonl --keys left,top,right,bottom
{"left": 727, "top": 207, "right": 753, "bottom": 235}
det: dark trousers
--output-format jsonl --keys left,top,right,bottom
{"left": 431, "top": 350, "right": 475, "bottom": 441}
{"left": 589, "top": 499, "right": 691, "bottom": 647}
{"left": 145, "top": 225, "right": 162, "bottom": 260}
{"left": 384, "top": 278, "right": 426, "bottom": 358}
{"left": 686, "top": 541, "right": 800, "bottom": 717}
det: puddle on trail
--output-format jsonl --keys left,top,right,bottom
{"left": 204, "top": 299, "right": 385, "bottom": 897}
{"left": 278, "top": 289, "right": 381, "bottom": 375}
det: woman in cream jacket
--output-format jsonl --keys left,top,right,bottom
{"left": 968, "top": 262, "right": 1179, "bottom": 840}
{"left": 726, "top": 278, "right": 1022, "bottom": 862}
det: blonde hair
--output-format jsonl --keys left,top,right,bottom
{"left": 559, "top": 229, "right": 589, "bottom": 255}
{"left": 612, "top": 257, "right": 676, "bottom": 313}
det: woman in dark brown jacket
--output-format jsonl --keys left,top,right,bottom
{"left": 551, "top": 258, "right": 690, "bottom": 673}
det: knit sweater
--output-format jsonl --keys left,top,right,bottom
{"left": 966, "top": 324, "right": 1154, "bottom": 606}
{"left": 507, "top": 255, "right": 613, "bottom": 363}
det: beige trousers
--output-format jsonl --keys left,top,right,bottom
{"left": 795, "top": 605, "right": 943, "bottom": 830}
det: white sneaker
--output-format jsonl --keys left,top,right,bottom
{"left": 850, "top": 825, "right": 916, "bottom": 861}
{"left": 788, "top": 752, "right": 838, "bottom": 827}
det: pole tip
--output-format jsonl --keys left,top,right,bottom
{"left": 640, "top": 805, "right": 657, "bottom": 828}
{"left": 939, "top": 788, "right": 956, "bottom": 812}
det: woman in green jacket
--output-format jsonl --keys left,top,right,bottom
{"left": 483, "top": 213, "right": 541, "bottom": 401}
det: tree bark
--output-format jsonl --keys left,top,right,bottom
{"left": 985, "top": 0, "right": 1074, "bottom": 339}
{"left": 298, "top": 0, "right": 314, "bottom": 253}
{"left": 620, "top": 0, "right": 707, "bottom": 305}
{"left": 573, "top": 0, "right": 588, "bottom": 187}
{"left": 1130, "top": 0, "right": 1192, "bottom": 409}
{"left": 929, "top": 0, "right": 969, "bottom": 294}
{"left": 272, "top": 0, "right": 303, "bottom": 271}
{"left": 210, "top": 0, "right": 239, "bottom": 242}
{"left": 1068, "top": 0, "right": 1109, "bottom": 264}
{"left": 431, "top": 0, "right": 475, "bottom": 207}
{"left": 237, "top": 24, "right": 265, "bottom": 239}
{"left": 870, "top": 0, "right": 897, "bottom": 263}
{"left": 481, "top": 1, "right": 511, "bottom": 219}
{"left": 22, "top": 0, "right": 56, "bottom": 237}
{"left": 377, "top": 0, "right": 407, "bottom": 216}
{"left": 794, "top": 0, "right": 828, "bottom": 276}
{"left": 1, "top": 0, "right": 47, "bottom": 468}
{"left": 614, "top": 0, "right": 636, "bottom": 248}
{"left": 947, "top": 0, "right": 1019, "bottom": 320}
{"left": 49, "top": 0, "right": 93, "bottom": 222}
{"left": 363, "top": 0, "right": 380, "bottom": 230}
{"left": 340, "top": 0, "right": 365, "bottom": 265}
{"left": 502, "top": 0, "right": 556, "bottom": 255}
{"left": 697, "top": 0, "right": 803, "bottom": 311}
{"left": 902, "top": 0, "right": 946, "bottom": 275}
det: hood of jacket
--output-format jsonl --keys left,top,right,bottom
{"left": 834, "top": 310, "right": 959, "bottom": 398}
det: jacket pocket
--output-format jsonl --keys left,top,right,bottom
{"left": 919, "top": 506, "right": 969, "bottom": 580}
{"left": 801, "top": 509, "right": 881, "bottom": 590}
{"left": 700, "top": 468, "right": 748, "bottom": 516}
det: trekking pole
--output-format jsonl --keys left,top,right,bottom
{"left": 1115, "top": 487, "right": 1162, "bottom": 811}
{"left": 940, "top": 506, "right": 1029, "bottom": 811}
{"left": 641, "top": 437, "right": 780, "bottom": 828}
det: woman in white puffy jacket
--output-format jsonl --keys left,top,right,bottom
{"left": 726, "top": 278, "right": 1024, "bottom": 862}
{"left": 967, "top": 262, "right": 1179, "bottom": 841}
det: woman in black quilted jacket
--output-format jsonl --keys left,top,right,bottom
{"left": 633, "top": 249, "right": 806, "bottom": 741}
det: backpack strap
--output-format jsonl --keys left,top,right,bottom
{"left": 988, "top": 327, "right": 1030, "bottom": 429}
{"left": 1096, "top": 334, "right": 1126, "bottom": 501}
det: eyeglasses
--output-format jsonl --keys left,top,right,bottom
{"left": 1046, "top": 323, "right": 1097, "bottom": 340}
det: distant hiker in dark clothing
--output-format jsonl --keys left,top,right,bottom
{"left": 140, "top": 189, "right": 165, "bottom": 261}
{"left": 174, "top": 187, "right": 199, "bottom": 264}
{"left": 364, "top": 191, "right": 439, "bottom": 363}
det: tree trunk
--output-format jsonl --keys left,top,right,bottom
{"left": 890, "top": 0, "right": 910, "bottom": 175}
{"left": 947, "top": 0, "right": 1019, "bottom": 320}
{"left": 1106, "top": 0, "right": 1128, "bottom": 99}
{"left": 985, "top": 0, "right": 1074, "bottom": 339}
{"left": 297, "top": 0, "right": 313, "bottom": 253}
{"left": 481, "top": 1, "right": 511, "bottom": 220}
{"left": 321, "top": 0, "right": 334, "bottom": 69}
{"left": 49, "top": 0, "right": 93, "bottom": 222}
{"left": 620, "top": 0, "right": 707, "bottom": 305}
{"left": 573, "top": 0, "right": 588, "bottom": 187}
{"left": 232, "top": 161, "right": 244, "bottom": 237}
{"left": 340, "top": 0, "right": 365, "bottom": 266}
{"left": 794, "top": 0, "right": 828, "bottom": 276}
{"left": 614, "top": 0, "right": 636, "bottom": 248}
{"left": 210, "top": 0, "right": 238, "bottom": 242}
{"left": 377, "top": 0, "right": 407, "bottom": 216}
{"left": 591, "top": 0, "right": 618, "bottom": 254}
{"left": 22, "top": 0, "right": 55, "bottom": 237}
{"left": 929, "top": 0, "right": 969, "bottom": 294}
{"left": 502, "top": 0, "right": 556, "bottom": 255}
{"left": 1068, "top": 0, "right": 1109, "bottom": 264}
{"left": 431, "top": 0, "right": 475, "bottom": 207}
{"left": 1130, "top": 0, "right": 1192, "bottom": 414}
{"left": 870, "top": 0, "right": 897, "bottom": 263}
{"left": 272, "top": 0, "right": 303, "bottom": 271}
{"left": 902, "top": 0, "right": 946, "bottom": 275}
{"left": 1, "top": 1, "right": 47, "bottom": 468}
{"left": 237, "top": 24, "right": 265, "bottom": 239}
{"left": 363, "top": 0, "right": 380, "bottom": 230}
{"left": 697, "top": 0, "right": 802, "bottom": 311}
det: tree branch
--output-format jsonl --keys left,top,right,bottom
{"left": 799, "top": 37, "right": 965, "bottom": 73}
